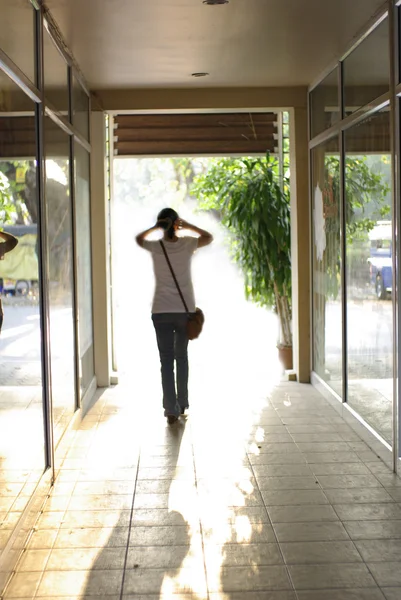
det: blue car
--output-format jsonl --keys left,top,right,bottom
{"left": 367, "top": 221, "right": 392, "bottom": 300}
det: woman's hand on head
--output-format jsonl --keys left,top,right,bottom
{"left": 175, "top": 218, "right": 190, "bottom": 230}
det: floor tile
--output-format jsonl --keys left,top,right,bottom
{"left": 333, "top": 504, "right": 401, "bottom": 521}
{"left": 131, "top": 508, "right": 197, "bottom": 527}
{"left": 249, "top": 455, "right": 308, "bottom": 467}
{"left": 296, "top": 590, "right": 386, "bottom": 600}
{"left": 273, "top": 521, "right": 349, "bottom": 542}
{"left": 296, "top": 442, "right": 351, "bottom": 453}
{"left": 126, "top": 544, "right": 203, "bottom": 569}
{"left": 37, "top": 570, "right": 123, "bottom": 596}
{"left": 204, "top": 542, "right": 283, "bottom": 567}
{"left": 317, "top": 475, "right": 382, "bottom": 488}
{"left": 129, "top": 526, "right": 196, "bottom": 546}
{"left": 54, "top": 527, "right": 129, "bottom": 548}
{"left": 249, "top": 443, "right": 300, "bottom": 454}
{"left": 256, "top": 476, "right": 319, "bottom": 490}
{"left": 60, "top": 510, "right": 132, "bottom": 529}
{"left": 304, "top": 452, "right": 361, "bottom": 464}
{"left": 290, "top": 433, "right": 344, "bottom": 443}
{"left": 367, "top": 563, "right": 401, "bottom": 587}
{"left": 123, "top": 567, "right": 207, "bottom": 595}
{"left": 354, "top": 539, "right": 401, "bottom": 562}
{"left": 135, "top": 480, "right": 195, "bottom": 494}
{"left": 343, "top": 520, "right": 401, "bottom": 540}
{"left": 4, "top": 571, "right": 43, "bottom": 598}
{"left": 288, "top": 563, "right": 376, "bottom": 589}
{"left": 285, "top": 425, "right": 337, "bottom": 434}
{"left": 68, "top": 494, "right": 133, "bottom": 511}
{"left": 387, "top": 489, "right": 401, "bottom": 502}
{"left": 133, "top": 493, "right": 172, "bottom": 509}
{"left": 310, "top": 463, "right": 372, "bottom": 475}
{"left": 137, "top": 467, "right": 195, "bottom": 481}
{"left": 253, "top": 464, "right": 313, "bottom": 477}
{"left": 249, "top": 433, "right": 294, "bottom": 444}
{"left": 375, "top": 474, "right": 401, "bottom": 488}
{"left": 36, "top": 512, "right": 66, "bottom": 530}
{"left": 280, "top": 540, "right": 362, "bottom": 564}
{"left": 202, "top": 522, "right": 276, "bottom": 544}
{"left": 46, "top": 547, "right": 126, "bottom": 571}
{"left": 267, "top": 505, "right": 339, "bottom": 523}
{"left": 78, "top": 468, "right": 137, "bottom": 481}
{"left": 16, "top": 549, "right": 51, "bottom": 572}
{"left": 324, "top": 488, "right": 395, "bottom": 504}
{"left": 26, "top": 530, "right": 58, "bottom": 550}
{"left": 261, "top": 489, "right": 329, "bottom": 506}
{"left": 73, "top": 481, "right": 135, "bottom": 495}
{"left": 382, "top": 589, "right": 401, "bottom": 600}
{"left": 208, "top": 593, "right": 297, "bottom": 600}
{"left": 205, "top": 506, "right": 269, "bottom": 525}
{"left": 206, "top": 565, "right": 292, "bottom": 592}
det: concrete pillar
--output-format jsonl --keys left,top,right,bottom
{"left": 289, "top": 107, "right": 311, "bottom": 383}
{"left": 90, "top": 111, "right": 112, "bottom": 387}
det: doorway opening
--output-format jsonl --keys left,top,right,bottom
{"left": 110, "top": 155, "right": 285, "bottom": 417}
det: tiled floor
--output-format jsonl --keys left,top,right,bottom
{"left": 3, "top": 381, "right": 401, "bottom": 600}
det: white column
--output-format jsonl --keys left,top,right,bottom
{"left": 90, "top": 111, "right": 112, "bottom": 387}
{"left": 289, "top": 107, "right": 311, "bottom": 383}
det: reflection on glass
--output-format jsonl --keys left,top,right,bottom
{"left": 43, "top": 26, "right": 69, "bottom": 114}
{"left": 312, "top": 136, "right": 342, "bottom": 396}
{"left": 0, "top": 71, "right": 45, "bottom": 551}
{"left": 310, "top": 67, "right": 340, "bottom": 138}
{"left": 345, "top": 109, "right": 392, "bottom": 443}
{"left": 45, "top": 118, "right": 76, "bottom": 445}
{"left": 73, "top": 76, "right": 90, "bottom": 139}
{"left": 0, "top": 0, "right": 35, "bottom": 82}
{"left": 74, "top": 142, "right": 94, "bottom": 394}
{"left": 343, "top": 17, "right": 389, "bottom": 116}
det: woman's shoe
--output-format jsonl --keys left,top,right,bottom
{"left": 181, "top": 408, "right": 186, "bottom": 415}
{"left": 167, "top": 415, "right": 179, "bottom": 425}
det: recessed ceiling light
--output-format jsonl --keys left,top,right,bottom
{"left": 203, "top": 0, "right": 229, "bottom": 4}
{"left": 191, "top": 72, "right": 209, "bottom": 77}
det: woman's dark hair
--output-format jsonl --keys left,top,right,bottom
{"left": 157, "top": 207, "right": 179, "bottom": 239}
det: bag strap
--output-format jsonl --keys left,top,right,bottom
{"left": 159, "top": 240, "right": 189, "bottom": 314}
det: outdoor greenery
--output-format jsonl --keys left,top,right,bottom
{"left": 191, "top": 153, "right": 292, "bottom": 347}
{"left": 324, "top": 154, "right": 390, "bottom": 298}
{"left": 0, "top": 161, "right": 37, "bottom": 225}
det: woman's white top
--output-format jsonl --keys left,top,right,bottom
{"left": 143, "top": 236, "right": 198, "bottom": 313}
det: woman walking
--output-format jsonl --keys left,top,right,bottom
{"left": 136, "top": 208, "right": 213, "bottom": 424}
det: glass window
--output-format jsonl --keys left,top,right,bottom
{"left": 43, "top": 26, "right": 69, "bottom": 115}
{"left": 0, "top": 0, "right": 36, "bottom": 83}
{"left": 0, "top": 70, "right": 45, "bottom": 551}
{"left": 45, "top": 117, "right": 76, "bottom": 445}
{"left": 74, "top": 142, "right": 94, "bottom": 394}
{"left": 343, "top": 18, "right": 389, "bottom": 116}
{"left": 311, "top": 136, "right": 342, "bottom": 396}
{"left": 310, "top": 67, "right": 340, "bottom": 138}
{"left": 72, "top": 75, "right": 89, "bottom": 140}
{"left": 344, "top": 108, "right": 393, "bottom": 444}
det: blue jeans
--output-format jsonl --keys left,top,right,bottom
{"left": 152, "top": 313, "right": 189, "bottom": 417}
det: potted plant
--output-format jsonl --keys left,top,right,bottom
{"left": 192, "top": 153, "right": 293, "bottom": 368}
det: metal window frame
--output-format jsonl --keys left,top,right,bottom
{"left": 309, "top": 4, "right": 389, "bottom": 94}
{"left": 0, "top": 0, "right": 93, "bottom": 474}
{"left": 308, "top": 0, "right": 400, "bottom": 472}
{"left": 35, "top": 4, "right": 54, "bottom": 477}
{"left": 393, "top": 2, "right": 401, "bottom": 467}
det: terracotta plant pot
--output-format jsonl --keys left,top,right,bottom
{"left": 278, "top": 345, "right": 293, "bottom": 370}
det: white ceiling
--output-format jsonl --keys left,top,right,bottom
{"left": 45, "top": 0, "right": 386, "bottom": 89}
